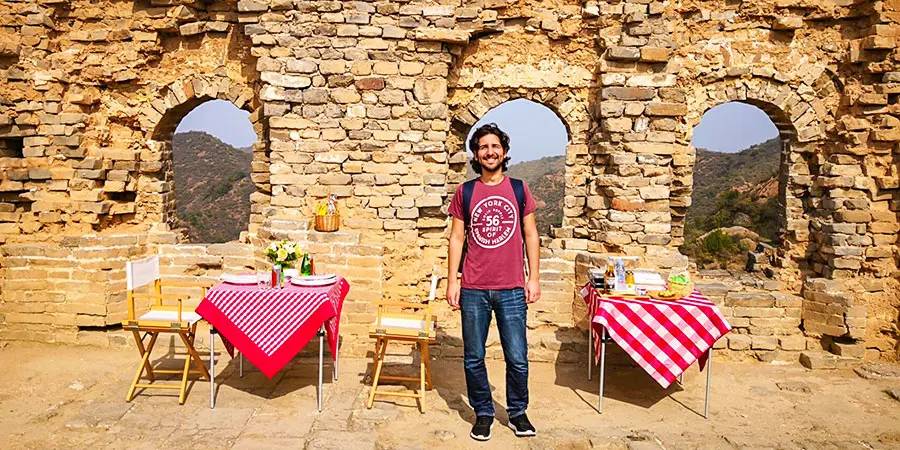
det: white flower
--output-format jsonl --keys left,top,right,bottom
{"left": 267, "top": 242, "right": 277, "bottom": 252}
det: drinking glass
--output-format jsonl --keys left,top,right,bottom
{"left": 257, "top": 271, "right": 271, "bottom": 290}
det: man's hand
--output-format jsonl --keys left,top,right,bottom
{"left": 525, "top": 279, "right": 541, "bottom": 304}
{"left": 447, "top": 279, "right": 461, "bottom": 310}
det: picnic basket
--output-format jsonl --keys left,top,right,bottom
{"left": 315, "top": 213, "right": 340, "bottom": 232}
{"left": 667, "top": 272, "right": 693, "bottom": 298}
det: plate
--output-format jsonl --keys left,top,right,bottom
{"left": 649, "top": 290, "right": 680, "bottom": 301}
{"left": 290, "top": 275, "right": 337, "bottom": 287}
{"left": 220, "top": 274, "right": 257, "bottom": 285}
{"left": 296, "top": 273, "right": 337, "bottom": 281}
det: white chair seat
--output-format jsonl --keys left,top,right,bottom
{"left": 373, "top": 317, "right": 435, "bottom": 331}
{"left": 139, "top": 310, "right": 202, "bottom": 325}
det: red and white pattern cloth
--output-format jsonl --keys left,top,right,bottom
{"left": 197, "top": 277, "right": 350, "bottom": 379}
{"left": 580, "top": 284, "right": 731, "bottom": 389}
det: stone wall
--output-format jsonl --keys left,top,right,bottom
{"left": 1, "top": 0, "right": 898, "bottom": 361}
{"left": 0, "top": 234, "right": 151, "bottom": 344}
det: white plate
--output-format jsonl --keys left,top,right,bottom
{"left": 220, "top": 274, "right": 257, "bottom": 285}
{"left": 295, "top": 273, "right": 337, "bottom": 281}
{"left": 290, "top": 275, "right": 337, "bottom": 287}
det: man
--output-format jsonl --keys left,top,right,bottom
{"left": 446, "top": 123, "right": 541, "bottom": 441}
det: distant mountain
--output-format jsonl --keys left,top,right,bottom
{"left": 172, "top": 131, "right": 254, "bottom": 243}
{"left": 689, "top": 138, "right": 781, "bottom": 218}
{"left": 508, "top": 156, "right": 565, "bottom": 234}
{"left": 679, "top": 138, "right": 783, "bottom": 268}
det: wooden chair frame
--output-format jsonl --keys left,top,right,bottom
{"left": 121, "top": 255, "right": 211, "bottom": 404}
{"left": 367, "top": 267, "right": 438, "bottom": 413}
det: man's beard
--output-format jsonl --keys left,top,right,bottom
{"left": 479, "top": 157, "right": 503, "bottom": 174}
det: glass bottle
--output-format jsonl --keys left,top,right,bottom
{"left": 604, "top": 264, "right": 615, "bottom": 293}
{"left": 625, "top": 270, "right": 635, "bottom": 292}
{"left": 273, "top": 263, "right": 282, "bottom": 288}
{"left": 614, "top": 260, "right": 626, "bottom": 292}
{"left": 300, "top": 252, "right": 312, "bottom": 276}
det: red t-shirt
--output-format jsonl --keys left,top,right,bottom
{"left": 448, "top": 177, "right": 537, "bottom": 290}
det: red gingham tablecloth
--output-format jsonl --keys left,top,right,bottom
{"left": 580, "top": 284, "right": 731, "bottom": 388}
{"left": 197, "top": 277, "right": 350, "bottom": 379}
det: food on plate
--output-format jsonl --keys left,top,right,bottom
{"left": 649, "top": 290, "right": 679, "bottom": 300}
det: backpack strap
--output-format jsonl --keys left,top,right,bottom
{"left": 510, "top": 177, "right": 526, "bottom": 237}
{"left": 458, "top": 179, "right": 477, "bottom": 275}
{"left": 509, "top": 177, "right": 530, "bottom": 276}
{"left": 461, "top": 179, "right": 476, "bottom": 234}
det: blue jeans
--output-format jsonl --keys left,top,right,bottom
{"left": 460, "top": 288, "right": 529, "bottom": 419}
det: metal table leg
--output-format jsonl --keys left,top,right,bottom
{"left": 334, "top": 335, "right": 339, "bottom": 381}
{"left": 598, "top": 326, "right": 606, "bottom": 414}
{"left": 318, "top": 325, "right": 324, "bottom": 412}
{"left": 704, "top": 348, "right": 712, "bottom": 419}
{"left": 209, "top": 326, "right": 215, "bottom": 409}
{"left": 588, "top": 326, "right": 593, "bottom": 381}
{"left": 239, "top": 351, "right": 243, "bottom": 378}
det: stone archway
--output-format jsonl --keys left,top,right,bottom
{"left": 681, "top": 72, "right": 839, "bottom": 282}
{"left": 136, "top": 76, "right": 266, "bottom": 237}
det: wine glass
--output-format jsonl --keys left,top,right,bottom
{"left": 257, "top": 271, "right": 271, "bottom": 290}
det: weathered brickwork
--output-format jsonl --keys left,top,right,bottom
{"left": 1, "top": 0, "right": 898, "bottom": 361}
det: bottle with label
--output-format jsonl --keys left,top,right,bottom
{"left": 300, "top": 252, "right": 312, "bottom": 276}
{"left": 604, "top": 264, "right": 615, "bottom": 294}
{"left": 614, "top": 260, "right": 627, "bottom": 292}
{"left": 625, "top": 270, "right": 635, "bottom": 292}
{"left": 273, "top": 263, "right": 282, "bottom": 288}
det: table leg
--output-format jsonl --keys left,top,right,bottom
{"left": 209, "top": 326, "right": 215, "bottom": 409}
{"left": 588, "top": 326, "right": 593, "bottom": 381}
{"left": 334, "top": 335, "right": 339, "bottom": 381}
{"left": 705, "top": 348, "right": 712, "bottom": 419}
{"left": 598, "top": 326, "right": 606, "bottom": 414}
{"left": 678, "top": 372, "right": 684, "bottom": 386}
{"left": 239, "top": 351, "right": 243, "bottom": 378}
{"left": 318, "top": 325, "right": 324, "bottom": 412}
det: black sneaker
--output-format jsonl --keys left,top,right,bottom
{"left": 470, "top": 416, "right": 494, "bottom": 441}
{"left": 508, "top": 413, "right": 536, "bottom": 437}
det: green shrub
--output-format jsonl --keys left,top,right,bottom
{"left": 702, "top": 229, "right": 739, "bottom": 255}
{"left": 680, "top": 229, "right": 745, "bottom": 269}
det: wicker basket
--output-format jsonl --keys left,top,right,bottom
{"left": 315, "top": 213, "right": 340, "bottom": 232}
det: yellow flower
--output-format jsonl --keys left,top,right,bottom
{"left": 276, "top": 248, "right": 288, "bottom": 262}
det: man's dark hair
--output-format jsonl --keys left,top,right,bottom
{"left": 468, "top": 123, "right": 511, "bottom": 174}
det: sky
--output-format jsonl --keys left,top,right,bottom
{"left": 175, "top": 99, "right": 258, "bottom": 148}
{"left": 176, "top": 98, "right": 779, "bottom": 160}
{"left": 690, "top": 102, "right": 779, "bottom": 153}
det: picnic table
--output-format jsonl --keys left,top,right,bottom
{"left": 580, "top": 284, "right": 731, "bottom": 418}
{"left": 197, "top": 276, "right": 350, "bottom": 410}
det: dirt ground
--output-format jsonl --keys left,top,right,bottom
{"left": 1, "top": 341, "right": 899, "bottom": 450}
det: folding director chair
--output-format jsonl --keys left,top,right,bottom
{"left": 121, "top": 255, "right": 211, "bottom": 404}
{"left": 367, "top": 266, "right": 439, "bottom": 413}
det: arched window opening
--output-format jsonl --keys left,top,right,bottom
{"left": 466, "top": 99, "right": 568, "bottom": 236}
{"left": 172, "top": 99, "right": 257, "bottom": 243}
{"left": 681, "top": 102, "right": 782, "bottom": 269}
